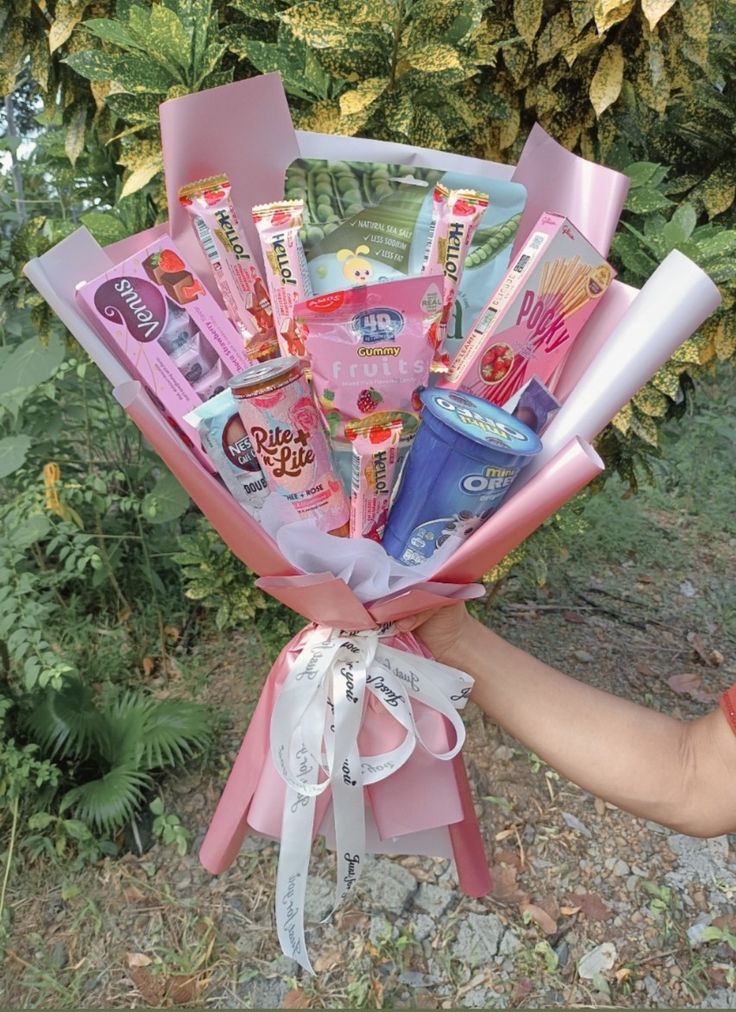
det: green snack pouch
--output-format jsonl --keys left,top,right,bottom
{"left": 285, "top": 158, "right": 527, "bottom": 359}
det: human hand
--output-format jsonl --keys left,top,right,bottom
{"left": 396, "top": 602, "right": 474, "bottom": 666}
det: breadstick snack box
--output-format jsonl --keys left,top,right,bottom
{"left": 444, "top": 213, "right": 615, "bottom": 406}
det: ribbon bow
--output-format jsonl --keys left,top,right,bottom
{"left": 270, "top": 624, "right": 473, "bottom": 972}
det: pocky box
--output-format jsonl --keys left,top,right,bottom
{"left": 284, "top": 158, "right": 526, "bottom": 358}
{"left": 422, "top": 185, "right": 488, "bottom": 368}
{"left": 185, "top": 389, "right": 269, "bottom": 519}
{"left": 444, "top": 213, "right": 615, "bottom": 407}
{"left": 180, "top": 174, "right": 279, "bottom": 362}
{"left": 252, "top": 200, "right": 312, "bottom": 357}
{"left": 294, "top": 276, "right": 443, "bottom": 447}
{"left": 75, "top": 237, "right": 251, "bottom": 438}
{"left": 349, "top": 418, "right": 402, "bottom": 542}
{"left": 229, "top": 358, "right": 349, "bottom": 536}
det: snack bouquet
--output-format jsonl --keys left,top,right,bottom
{"left": 25, "top": 75, "right": 720, "bottom": 972}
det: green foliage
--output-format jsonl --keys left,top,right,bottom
{"left": 63, "top": 0, "right": 234, "bottom": 196}
{"left": 0, "top": 178, "right": 213, "bottom": 870}
{"left": 174, "top": 519, "right": 301, "bottom": 656}
{"left": 502, "top": 366, "right": 736, "bottom": 639}
{"left": 150, "top": 796, "right": 191, "bottom": 855}
{"left": 24, "top": 812, "right": 114, "bottom": 870}
{"left": 23, "top": 677, "right": 212, "bottom": 835}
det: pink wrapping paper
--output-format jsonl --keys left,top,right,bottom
{"left": 200, "top": 626, "right": 491, "bottom": 898}
{"left": 160, "top": 74, "right": 299, "bottom": 298}
{"left": 511, "top": 124, "right": 630, "bottom": 258}
{"left": 114, "top": 381, "right": 293, "bottom": 579}
{"left": 434, "top": 437, "right": 604, "bottom": 585}
{"left": 551, "top": 280, "right": 638, "bottom": 404}
{"left": 256, "top": 573, "right": 485, "bottom": 628}
{"left": 518, "top": 250, "right": 722, "bottom": 487}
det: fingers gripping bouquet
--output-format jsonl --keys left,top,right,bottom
{"left": 24, "top": 75, "right": 721, "bottom": 973}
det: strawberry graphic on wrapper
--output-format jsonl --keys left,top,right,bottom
{"left": 159, "top": 249, "right": 186, "bottom": 274}
{"left": 357, "top": 388, "right": 383, "bottom": 414}
{"left": 203, "top": 186, "right": 226, "bottom": 205}
{"left": 479, "top": 343, "right": 514, "bottom": 385}
{"left": 453, "top": 199, "right": 475, "bottom": 216}
{"left": 369, "top": 425, "right": 393, "bottom": 444}
{"left": 271, "top": 208, "right": 292, "bottom": 227}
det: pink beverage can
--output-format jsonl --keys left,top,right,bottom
{"left": 229, "top": 357, "right": 349, "bottom": 536}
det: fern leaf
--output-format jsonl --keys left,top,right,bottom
{"left": 24, "top": 679, "right": 103, "bottom": 759}
{"left": 139, "top": 698, "right": 212, "bottom": 771}
{"left": 60, "top": 765, "right": 153, "bottom": 833}
{"left": 96, "top": 688, "right": 212, "bottom": 771}
{"left": 100, "top": 688, "right": 152, "bottom": 766}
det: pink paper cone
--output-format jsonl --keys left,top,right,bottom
{"left": 449, "top": 753, "right": 492, "bottom": 898}
{"left": 104, "top": 222, "right": 169, "bottom": 263}
{"left": 367, "top": 582, "right": 485, "bottom": 625}
{"left": 551, "top": 280, "right": 638, "bottom": 405}
{"left": 406, "top": 632, "right": 491, "bottom": 896}
{"left": 23, "top": 228, "right": 129, "bottom": 389}
{"left": 435, "top": 437, "right": 604, "bottom": 585}
{"left": 256, "top": 573, "right": 377, "bottom": 628}
{"left": 362, "top": 692, "right": 464, "bottom": 838}
{"left": 511, "top": 124, "right": 630, "bottom": 258}
{"left": 199, "top": 641, "right": 284, "bottom": 874}
{"left": 517, "top": 250, "right": 722, "bottom": 488}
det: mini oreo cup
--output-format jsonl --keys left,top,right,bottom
{"left": 382, "top": 389, "right": 541, "bottom": 567}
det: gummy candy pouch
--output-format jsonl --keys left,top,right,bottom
{"left": 284, "top": 159, "right": 527, "bottom": 360}
{"left": 294, "top": 276, "right": 443, "bottom": 445}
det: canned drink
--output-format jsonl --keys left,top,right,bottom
{"left": 184, "top": 389, "right": 269, "bottom": 520}
{"left": 382, "top": 388, "right": 541, "bottom": 566}
{"left": 229, "top": 357, "right": 349, "bottom": 536}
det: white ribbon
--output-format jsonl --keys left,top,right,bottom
{"left": 269, "top": 625, "right": 473, "bottom": 973}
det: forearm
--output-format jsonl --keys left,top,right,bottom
{"left": 447, "top": 620, "right": 736, "bottom": 836}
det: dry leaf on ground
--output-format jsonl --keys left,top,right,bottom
{"left": 569, "top": 892, "right": 612, "bottom": 922}
{"left": 520, "top": 901, "right": 557, "bottom": 935}
{"left": 490, "top": 863, "right": 529, "bottom": 905}
{"left": 282, "top": 988, "right": 312, "bottom": 1008}
{"left": 667, "top": 672, "right": 718, "bottom": 704}
{"left": 127, "top": 952, "right": 152, "bottom": 968}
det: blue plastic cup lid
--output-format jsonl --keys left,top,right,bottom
{"left": 421, "top": 388, "right": 542, "bottom": 456}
